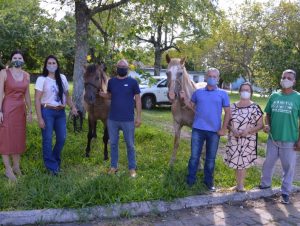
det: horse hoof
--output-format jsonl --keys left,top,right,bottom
{"left": 85, "top": 153, "right": 90, "bottom": 158}
{"left": 104, "top": 157, "right": 109, "bottom": 161}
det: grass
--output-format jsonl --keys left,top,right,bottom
{"left": 0, "top": 87, "right": 281, "bottom": 211}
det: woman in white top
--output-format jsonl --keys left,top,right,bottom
{"left": 35, "top": 55, "right": 77, "bottom": 175}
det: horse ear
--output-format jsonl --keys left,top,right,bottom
{"left": 180, "top": 57, "right": 186, "bottom": 65}
{"left": 166, "top": 54, "right": 171, "bottom": 63}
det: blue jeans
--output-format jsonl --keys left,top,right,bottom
{"left": 187, "top": 128, "right": 220, "bottom": 187}
{"left": 108, "top": 119, "right": 136, "bottom": 170}
{"left": 41, "top": 108, "right": 66, "bottom": 173}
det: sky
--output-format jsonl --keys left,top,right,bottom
{"left": 40, "top": 0, "right": 296, "bottom": 20}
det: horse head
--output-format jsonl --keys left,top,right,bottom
{"left": 166, "top": 54, "right": 188, "bottom": 101}
{"left": 83, "top": 63, "right": 107, "bottom": 105}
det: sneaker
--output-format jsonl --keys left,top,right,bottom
{"left": 258, "top": 185, "right": 271, "bottom": 190}
{"left": 281, "top": 194, "right": 290, "bottom": 204}
{"left": 108, "top": 168, "right": 118, "bottom": 174}
{"left": 129, "top": 169, "right": 137, "bottom": 178}
{"left": 206, "top": 185, "right": 216, "bottom": 192}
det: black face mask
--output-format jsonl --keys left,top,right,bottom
{"left": 117, "top": 67, "right": 128, "bottom": 77}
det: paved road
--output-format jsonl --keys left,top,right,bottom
{"left": 52, "top": 192, "right": 300, "bottom": 226}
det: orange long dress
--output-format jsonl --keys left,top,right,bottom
{"left": 0, "top": 69, "right": 29, "bottom": 154}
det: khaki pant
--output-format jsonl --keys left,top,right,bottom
{"left": 260, "top": 139, "right": 297, "bottom": 195}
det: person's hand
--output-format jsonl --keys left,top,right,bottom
{"left": 168, "top": 91, "right": 175, "bottom": 101}
{"left": 99, "top": 91, "right": 106, "bottom": 98}
{"left": 27, "top": 112, "right": 33, "bottom": 123}
{"left": 217, "top": 128, "right": 226, "bottom": 136}
{"left": 135, "top": 117, "right": 141, "bottom": 128}
{"left": 240, "top": 128, "right": 250, "bottom": 137}
{"left": 263, "top": 125, "right": 270, "bottom": 133}
{"left": 294, "top": 140, "right": 300, "bottom": 151}
{"left": 179, "top": 90, "right": 186, "bottom": 100}
{"left": 231, "top": 128, "right": 240, "bottom": 138}
{"left": 71, "top": 106, "right": 78, "bottom": 116}
{"left": 0, "top": 112, "right": 3, "bottom": 124}
{"left": 38, "top": 117, "right": 45, "bottom": 129}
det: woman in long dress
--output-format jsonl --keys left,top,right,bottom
{"left": 0, "top": 50, "right": 32, "bottom": 181}
{"left": 225, "top": 82, "right": 263, "bottom": 191}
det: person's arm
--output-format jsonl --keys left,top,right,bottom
{"left": 24, "top": 73, "right": 32, "bottom": 122}
{"left": 99, "top": 91, "right": 111, "bottom": 99}
{"left": 134, "top": 93, "right": 142, "bottom": 127}
{"left": 295, "top": 121, "right": 300, "bottom": 151}
{"left": 179, "top": 90, "right": 195, "bottom": 111}
{"left": 263, "top": 114, "right": 271, "bottom": 133}
{"left": 66, "top": 91, "right": 78, "bottom": 116}
{"left": 0, "top": 69, "right": 7, "bottom": 123}
{"left": 218, "top": 106, "right": 231, "bottom": 136}
{"left": 35, "top": 89, "right": 45, "bottom": 129}
{"left": 240, "top": 115, "right": 264, "bottom": 137}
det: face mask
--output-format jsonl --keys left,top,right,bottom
{"left": 207, "top": 77, "right": 218, "bottom": 86}
{"left": 280, "top": 79, "right": 294, "bottom": 89}
{"left": 11, "top": 60, "right": 24, "bottom": 68}
{"left": 117, "top": 67, "right": 128, "bottom": 77}
{"left": 47, "top": 65, "right": 57, "bottom": 73}
{"left": 240, "top": 91, "right": 251, "bottom": 99}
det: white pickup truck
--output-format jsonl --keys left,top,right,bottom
{"left": 140, "top": 78, "right": 170, "bottom": 109}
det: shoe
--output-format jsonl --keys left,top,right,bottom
{"left": 206, "top": 185, "right": 216, "bottom": 192}
{"left": 129, "top": 169, "right": 137, "bottom": 178}
{"left": 236, "top": 187, "right": 246, "bottom": 192}
{"left": 281, "top": 194, "right": 290, "bottom": 204}
{"left": 258, "top": 185, "right": 271, "bottom": 189}
{"left": 108, "top": 168, "right": 118, "bottom": 174}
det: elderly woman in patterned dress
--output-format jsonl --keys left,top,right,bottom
{"left": 225, "top": 82, "right": 263, "bottom": 192}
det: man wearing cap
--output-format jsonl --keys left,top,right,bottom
{"left": 100, "top": 59, "right": 141, "bottom": 178}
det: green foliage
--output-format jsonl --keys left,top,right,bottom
{"left": 0, "top": 0, "right": 75, "bottom": 75}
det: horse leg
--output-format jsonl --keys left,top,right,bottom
{"left": 92, "top": 120, "right": 97, "bottom": 138}
{"left": 103, "top": 126, "right": 109, "bottom": 161}
{"left": 79, "top": 111, "right": 83, "bottom": 131}
{"left": 170, "top": 122, "right": 182, "bottom": 166}
{"left": 85, "top": 117, "right": 94, "bottom": 157}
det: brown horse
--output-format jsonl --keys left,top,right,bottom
{"left": 166, "top": 54, "right": 206, "bottom": 166}
{"left": 83, "top": 64, "right": 110, "bottom": 159}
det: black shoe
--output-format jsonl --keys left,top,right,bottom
{"left": 281, "top": 194, "right": 290, "bottom": 204}
{"left": 258, "top": 185, "right": 271, "bottom": 190}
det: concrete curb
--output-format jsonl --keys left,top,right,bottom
{"left": 1, "top": 186, "right": 299, "bottom": 225}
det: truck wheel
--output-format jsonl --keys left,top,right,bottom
{"left": 142, "top": 95, "right": 155, "bottom": 109}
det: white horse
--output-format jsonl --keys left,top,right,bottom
{"left": 166, "top": 54, "right": 206, "bottom": 166}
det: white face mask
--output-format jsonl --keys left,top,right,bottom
{"left": 280, "top": 79, "right": 294, "bottom": 89}
{"left": 240, "top": 91, "right": 251, "bottom": 99}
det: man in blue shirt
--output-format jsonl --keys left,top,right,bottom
{"left": 100, "top": 59, "right": 141, "bottom": 178}
{"left": 183, "top": 68, "right": 230, "bottom": 191}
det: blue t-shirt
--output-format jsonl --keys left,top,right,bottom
{"left": 191, "top": 87, "right": 230, "bottom": 132}
{"left": 107, "top": 77, "right": 140, "bottom": 121}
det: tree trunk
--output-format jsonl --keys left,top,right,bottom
{"left": 154, "top": 24, "right": 163, "bottom": 77}
{"left": 154, "top": 47, "right": 162, "bottom": 77}
{"left": 73, "top": 1, "right": 90, "bottom": 113}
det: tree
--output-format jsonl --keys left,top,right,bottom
{"left": 254, "top": 1, "right": 300, "bottom": 90}
{"left": 71, "top": 0, "right": 130, "bottom": 112}
{"left": 124, "top": 0, "right": 216, "bottom": 76}
{"left": 196, "top": 1, "right": 268, "bottom": 83}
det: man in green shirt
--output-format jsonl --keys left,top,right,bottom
{"left": 259, "top": 69, "right": 300, "bottom": 204}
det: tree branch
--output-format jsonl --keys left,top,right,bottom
{"left": 90, "top": 0, "right": 130, "bottom": 16}
{"left": 91, "top": 17, "right": 109, "bottom": 38}
{"left": 136, "top": 35, "right": 156, "bottom": 45}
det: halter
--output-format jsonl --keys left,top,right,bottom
{"left": 84, "top": 82, "right": 100, "bottom": 92}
